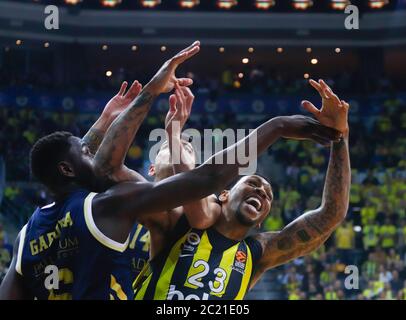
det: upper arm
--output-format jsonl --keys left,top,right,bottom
{"left": 0, "top": 233, "right": 30, "bottom": 300}
{"left": 254, "top": 208, "right": 337, "bottom": 275}
{"left": 183, "top": 195, "right": 221, "bottom": 230}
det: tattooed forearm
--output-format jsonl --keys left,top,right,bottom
{"left": 254, "top": 134, "right": 350, "bottom": 273}
{"left": 82, "top": 128, "right": 105, "bottom": 155}
{"left": 93, "top": 90, "right": 156, "bottom": 178}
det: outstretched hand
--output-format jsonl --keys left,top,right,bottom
{"left": 102, "top": 80, "right": 143, "bottom": 119}
{"left": 301, "top": 79, "right": 349, "bottom": 133}
{"left": 165, "top": 83, "right": 194, "bottom": 134}
{"left": 145, "top": 41, "right": 200, "bottom": 95}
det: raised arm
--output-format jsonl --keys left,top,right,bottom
{"left": 82, "top": 81, "right": 147, "bottom": 182}
{"left": 92, "top": 41, "right": 201, "bottom": 183}
{"left": 252, "top": 80, "right": 351, "bottom": 286}
{"left": 165, "top": 84, "right": 221, "bottom": 229}
{"left": 93, "top": 113, "right": 342, "bottom": 242}
{"left": 82, "top": 81, "right": 142, "bottom": 154}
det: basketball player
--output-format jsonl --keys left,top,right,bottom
{"left": 133, "top": 79, "right": 351, "bottom": 300}
{"left": 0, "top": 38, "right": 340, "bottom": 299}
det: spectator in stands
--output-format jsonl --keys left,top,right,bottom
{"left": 335, "top": 221, "right": 356, "bottom": 264}
{"left": 379, "top": 218, "right": 397, "bottom": 251}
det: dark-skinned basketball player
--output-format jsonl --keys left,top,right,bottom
{"left": 0, "top": 39, "right": 341, "bottom": 299}
{"left": 132, "top": 79, "right": 351, "bottom": 300}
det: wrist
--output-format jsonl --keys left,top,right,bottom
{"left": 96, "top": 113, "right": 114, "bottom": 130}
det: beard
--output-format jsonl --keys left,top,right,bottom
{"left": 235, "top": 205, "right": 257, "bottom": 227}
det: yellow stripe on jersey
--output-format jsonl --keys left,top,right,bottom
{"left": 154, "top": 233, "right": 189, "bottom": 299}
{"left": 184, "top": 231, "right": 212, "bottom": 290}
{"left": 110, "top": 275, "right": 128, "bottom": 300}
{"left": 134, "top": 272, "right": 152, "bottom": 300}
{"left": 210, "top": 243, "right": 239, "bottom": 297}
{"left": 129, "top": 224, "right": 143, "bottom": 249}
{"left": 234, "top": 244, "right": 253, "bottom": 300}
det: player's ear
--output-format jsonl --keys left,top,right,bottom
{"left": 58, "top": 161, "right": 75, "bottom": 178}
{"left": 148, "top": 164, "right": 156, "bottom": 177}
{"left": 218, "top": 190, "right": 230, "bottom": 204}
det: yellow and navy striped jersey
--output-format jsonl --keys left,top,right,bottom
{"left": 134, "top": 215, "right": 263, "bottom": 300}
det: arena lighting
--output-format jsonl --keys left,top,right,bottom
{"left": 368, "top": 0, "right": 389, "bottom": 9}
{"left": 64, "top": 0, "right": 82, "bottom": 4}
{"left": 131, "top": 45, "right": 138, "bottom": 51}
{"left": 44, "top": 42, "right": 50, "bottom": 48}
{"left": 217, "top": 0, "right": 238, "bottom": 10}
{"left": 16, "top": 39, "right": 22, "bottom": 46}
{"left": 100, "top": 0, "right": 122, "bottom": 8}
{"left": 277, "top": 47, "right": 283, "bottom": 53}
{"left": 330, "top": 0, "right": 351, "bottom": 10}
{"left": 140, "top": 0, "right": 161, "bottom": 8}
{"left": 306, "top": 47, "right": 312, "bottom": 53}
{"left": 219, "top": 47, "right": 225, "bottom": 53}
{"left": 160, "top": 45, "right": 167, "bottom": 52}
{"left": 354, "top": 226, "right": 362, "bottom": 232}
{"left": 106, "top": 70, "right": 113, "bottom": 77}
{"left": 238, "top": 73, "right": 244, "bottom": 78}
{"left": 102, "top": 44, "right": 108, "bottom": 50}
{"left": 311, "top": 58, "right": 318, "bottom": 64}
{"left": 248, "top": 47, "right": 254, "bottom": 53}
{"left": 304, "top": 73, "right": 310, "bottom": 79}
{"left": 335, "top": 47, "right": 341, "bottom": 53}
{"left": 242, "top": 57, "right": 249, "bottom": 64}
{"left": 179, "top": 0, "right": 200, "bottom": 9}
{"left": 292, "top": 0, "right": 313, "bottom": 10}
{"left": 254, "top": 0, "right": 275, "bottom": 10}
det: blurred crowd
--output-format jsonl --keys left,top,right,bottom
{"left": 0, "top": 73, "right": 405, "bottom": 299}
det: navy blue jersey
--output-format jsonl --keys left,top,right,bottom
{"left": 16, "top": 189, "right": 149, "bottom": 300}
{"left": 113, "top": 224, "right": 150, "bottom": 298}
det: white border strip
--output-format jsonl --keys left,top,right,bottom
{"left": 15, "top": 224, "right": 27, "bottom": 276}
{"left": 83, "top": 192, "right": 129, "bottom": 253}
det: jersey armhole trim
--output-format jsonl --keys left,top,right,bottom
{"left": 84, "top": 192, "right": 129, "bottom": 253}
{"left": 15, "top": 224, "right": 27, "bottom": 276}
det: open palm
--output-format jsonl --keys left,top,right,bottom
{"left": 146, "top": 41, "right": 200, "bottom": 95}
{"left": 103, "top": 80, "right": 142, "bottom": 119}
{"left": 301, "top": 79, "right": 349, "bottom": 133}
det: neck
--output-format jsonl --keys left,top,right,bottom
{"left": 214, "top": 207, "right": 252, "bottom": 241}
{"left": 51, "top": 183, "right": 83, "bottom": 203}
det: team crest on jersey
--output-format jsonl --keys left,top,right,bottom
{"left": 232, "top": 250, "right": 247, "bottom": 274}
{"left": 180, "top": 232, "right": 201, "bottom": 254}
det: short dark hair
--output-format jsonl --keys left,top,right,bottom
{"left": 30, "top": 131, "right": 73, "bottom": 188}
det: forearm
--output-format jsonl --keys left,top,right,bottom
{"left": 254, "top": 131, "right": 350, "bottom": 273}
{"left": 167, "top": 128, "right": 193, "bottom": 174}
{"left": 82, "top": 115, "right": 113, "bottom": 155}
{"left": 202, "top": 116, "right": 284, "bottom": 182}
{"left": 93, "top": 89, "right": 156, "bottom": 176}
{"left": 315, "top": 130, "right": 351, "bottom": 229}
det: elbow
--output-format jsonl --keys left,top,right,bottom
{"left": 321, "top": 202, "right": 349, "bottom": 228}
